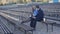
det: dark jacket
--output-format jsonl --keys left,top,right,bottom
{"left": 35, "top": 8, "right": 44, "bottom": 21}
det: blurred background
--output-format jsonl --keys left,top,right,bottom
{"left": 0, "top": 0, "right": 60, "bottom": 5}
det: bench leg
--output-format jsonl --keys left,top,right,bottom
{"left": 31, "top": 30, "right": 33, "bottom": 34}
{"left": 25, "top": 30, "right": 27, "bottom": 34}
{"left": 45, "top": 23, "right": 48, "bottom": 32}
{"left": 51, "top": 24, "right": 53, "bottom": 32}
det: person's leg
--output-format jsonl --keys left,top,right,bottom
{"left": 30, "top": 18, "right": 37, "bottom": 29}
{"left": 32, "top": 19, "right": 37, "bottom": 29}
{"left": 30, "top": 18, "right": 34, "bottom": 28}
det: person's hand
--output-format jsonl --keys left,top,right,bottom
{"left": 32, "top": 16, "right": 36, "bottom": 19}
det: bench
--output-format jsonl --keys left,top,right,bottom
{"left": 6, "top": 19, "right": 34, "bottom": 34}
{"left": 17, "top": 24, "right": 34, "bottom": 34}
{"left": 0, "top": 13, "right": 34, "bottom": 34}
{"left": 43, "top": 18, "right": 60, "bottom": 32}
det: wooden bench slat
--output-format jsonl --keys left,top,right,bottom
{"left": 18, "top": 24, "right": 34, "bottom": 31}
{"left": 45, "top": 19, "right": 60, "bottom": 24}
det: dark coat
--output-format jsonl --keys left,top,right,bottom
{"left": 35, "top": 8, "right": 44, "bottom": 21}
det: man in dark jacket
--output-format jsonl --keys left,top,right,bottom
{"left": 30, "top": 5, "right": 44, "bottom": 30}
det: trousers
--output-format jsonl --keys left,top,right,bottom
{"left": 30, "top": 18, "right": 37, "bottom": 28}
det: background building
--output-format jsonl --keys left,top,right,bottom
{"left": 0, "top": 0, "right": 60, "bottom": 5}
{"left": 0, "top": 0, "right": 18, "bottom": 5}
{"left": 49, "top": 0, "right": 60, "bottom": 3}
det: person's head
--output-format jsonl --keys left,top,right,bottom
{"left": 35, "top": 5, "right": 40, "bottom": 10}
{"left": 36, "top": 5, "right": 40, "bottom": 8}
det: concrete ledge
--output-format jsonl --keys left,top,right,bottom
{"left": 0, "top": 13, "right": 20, "bottom": 25}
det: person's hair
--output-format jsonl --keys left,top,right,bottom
{"left": 36, "top": 5, "right": 39, "bottom": 8}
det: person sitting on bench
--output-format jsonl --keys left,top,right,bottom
{"left": 21, "top": 5, "right": 44, "bottom": 30}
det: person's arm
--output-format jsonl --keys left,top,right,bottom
{"left": 33, "top": 10, "right": 38, "bottom": 19}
